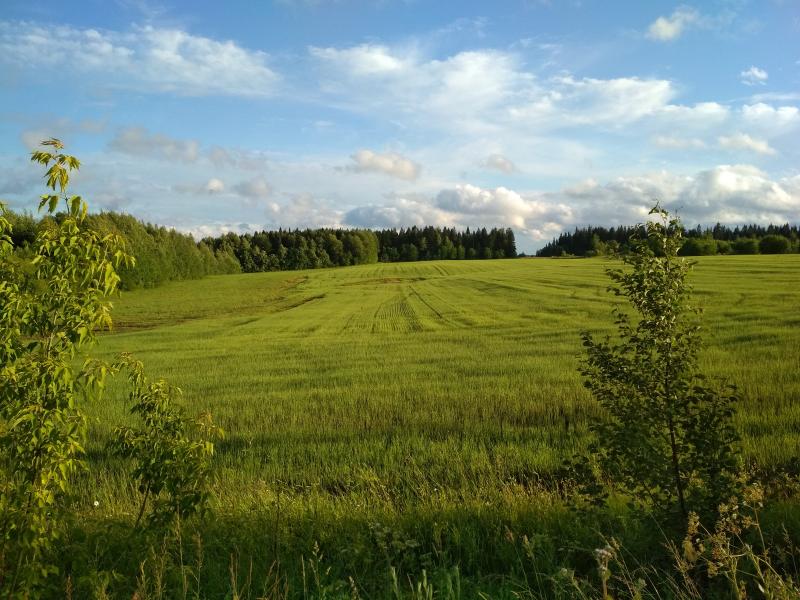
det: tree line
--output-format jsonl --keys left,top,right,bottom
{"left": 4, "top": 209, "right": 517, "bottom": 284}
{"left": 199, "top": 225, "right": 517, "bottom": 273}
{"left": 537, "top": 222, "right": 800, "bottom": 257}
{"left": 4, "top": 209, "right": 241, "bottom": 289}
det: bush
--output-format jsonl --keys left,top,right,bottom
{"left": 732, "top": 238, "right": 760, "bottom": 254}
{"left": 759, "top": 234, "right": 791, "bottom": 254}
{"left": 679, "top": 236, "right": 718, "bottom": 256}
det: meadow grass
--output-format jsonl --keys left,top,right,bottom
{"left": 69, "top": 256, "right": 800, "bottom": 597}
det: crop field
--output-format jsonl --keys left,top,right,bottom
{"left": 74, "top": 255, "right": 800, "bottom": 595}
{"left": 83, "top": 256, "right": 800, "bottom": 503}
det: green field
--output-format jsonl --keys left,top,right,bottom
{"left": 75, "top": 255, "right": 800, "bottom": 596}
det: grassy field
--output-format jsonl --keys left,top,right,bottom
{"left": 72, "top": 255, "right": 800, "bottom": 597}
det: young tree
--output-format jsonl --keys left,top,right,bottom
{"left": 579, "top": 206, "right": 739, "bottom": 521}
{"left": 0, "top": 140, "right": 220, "bottom": 595}
{"left": 0, "top": 139, "right": 133, "bottom": 594}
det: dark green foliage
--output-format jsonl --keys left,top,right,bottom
{"left": 732, "top": 237, "right": 760, "bottom": 254}
{"left": 85, "top": 212, "right": 240, "bottom": 289}
{"left": 759, "top": 234, "right": 792, "bottom": 254}
{"left": 679, "top": 236, "right": 718, "bottom": 256}
{"left": 202, "top": 227, "right": 379, "bottom": 272}
{"left": 376, "top": 225, "right": 516, "bottom": 262}
{"left": 539, "top": 222, "right": 799, "bottom": 257}
{"left": 3, "top": 209, "right": 240, "bottom": 290}
{"left": 578, "top": 206, "right": 740, "bottom": 522}
{"left": 201, "top": 225, "right": 516, "bottom": 273}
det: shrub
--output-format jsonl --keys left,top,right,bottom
{"left": 759, "top": 234, "right": 791, "bottom": 255}
{"left": 679, "top": 236, "right": 718, "bottom": 256}
{"left": 732, "top": 238, "right": 760, "bottom": 254}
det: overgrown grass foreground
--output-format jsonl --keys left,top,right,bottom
{"left": 50, "top": 255, "right": 799, "bottom": 598}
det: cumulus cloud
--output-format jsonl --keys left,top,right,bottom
{"left": 718, "top": 133, "right": 777, "bottom": 155}
{"left": 482, "top": 153, "right": 517, "bottom": 173}
{"left": 646, "top": 7, "right": 700, "bottom": 41}
{"left": 670, "top": 166, "right": 797, "bottom": 222}
{"left": 740, "top": 103, "right": 800, "bottom": 134}
{"left": 312, "top": 45, "right": 532, "bottom": 133}
{"left": 109, "top": 127, "right": 200, "bottom": 162}
{"left": 346, "top": 185, "right": 574, "bottom": 242}
{"left": 435, "top": 185, "right": 538, "bottom": 229}
{"left": 0, "top": 21, "right": 279, "bottom": 97}
{"left": 551, "top": 165, "right": 799, "bottom": 227}
{"left": 740, "top": 66, "right": 768, "bottom": 86}
{"left": 343, "top": 165, "right": 799, "bottom": 249}
{"left": 346, "top": 150, "right": 420, "bottom": 181}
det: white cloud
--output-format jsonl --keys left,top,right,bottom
{"left": 655, "top": 102, "right": 730, "bottom": 128}
{"left": 741, "top": 103, "right": 800, "bottom": 134}
{"left": 346, "top": 150, "right": 420, "bottom": 181}
{"left": 345, "top": 196, "right": 452, "bottom": 229}
{"left": 312, "top": 40, "right": 785, "bottom": 148}
{"left": 740, "top": 66, "right": 768, "bottom": 86}
{"left": 436, "top": 185, "right": 529, "bottom": 227}
{"left": 550, "top": 165, "right": 799, "bottom": 227}
{"left": 482, "top": 153, "right": 517, "bottom": 173}
{"left": 233, "top": 177, "right": 272, "bottom": 200}
{"left": 653, "top": 135, "right": 707, "bottom": 149}
{"left": 109, "top": 127, "right": 200, "bottom": 162}
{"left": 172, "top": 177, "right": 225, "bottom": 194}
{"left": 674, "top": 165, "right": 797, "bottom": 222}
{"left": 312, "top": 45, "right": 532, "bottom": 134}
{"left": 310, "top": 44, "right": 408, "bottom": 75}
{"left": 266, "top": 193, "right": 342, "bottom": 229}
{"left": 345, "top": 184, "right": 573, "bottom": 242}
{"left": 179, "top": 222, "right": 263, "bottom": 241}
{"left": 0, "top": 21, "right": 279, "bottom": 97}
{"left": 205, "top": 178, "right": 225, "bottom": 193}
{"left": 718, "top": 133, "right": 777, "bottom": 156}
{"left": 647, "top": 7, "right": 700, "bottom": 41}
{"left": 341, "top": 166, "right": 800, "bottom": 249}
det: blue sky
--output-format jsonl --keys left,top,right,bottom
{"left": 1, "top": 0, "right": 798, "bottom": 251}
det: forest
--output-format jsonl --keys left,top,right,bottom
{"left": 200, "top": 225, "right": 517, "bottom": 272}
{"left": 4, "top": 208, "right": 517, "bottom": 285}
{"left": 537, "top": 222, "right": 800, "bottom": 257}
{"left": 3, "top": 209, "right": 241, "bottom": 289}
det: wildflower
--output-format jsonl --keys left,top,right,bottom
{"left": 93, "top": 500, "right": 99, "bottom": 508}
{"left": 594, "top": 544, "right": 614, "bottom": 562}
